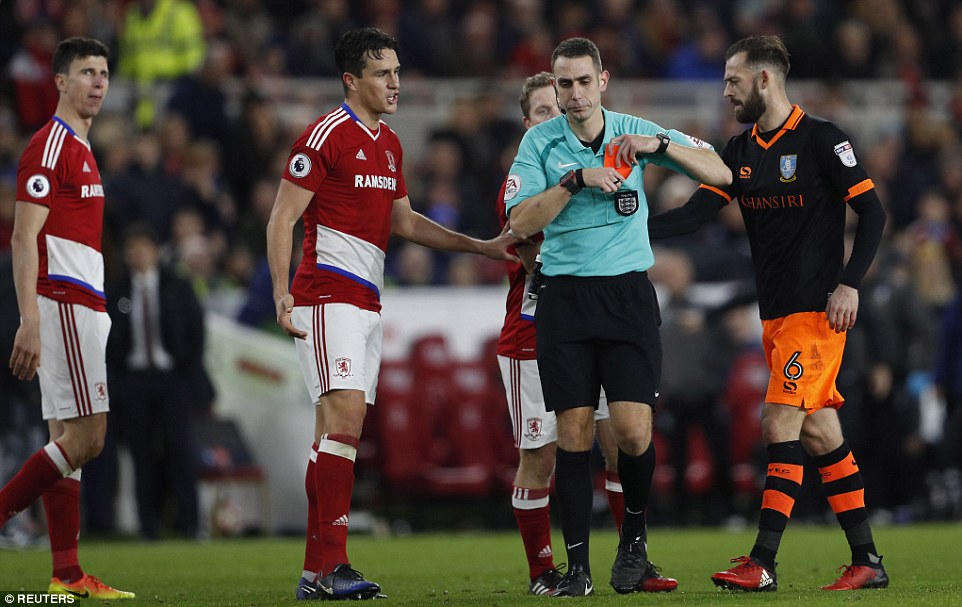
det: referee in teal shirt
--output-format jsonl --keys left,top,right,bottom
{"left": 506, "top": 37, "right": 732, "bottom": 597}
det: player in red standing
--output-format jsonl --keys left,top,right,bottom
{"left": 266, "top": 28, "right": 519, "bottom": 600}
{"left": 4, "top": 37, "right": 134, "bottom": 599}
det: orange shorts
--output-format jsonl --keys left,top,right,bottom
{"left": 761, "top": 311, "right": 845, "bottom": 411}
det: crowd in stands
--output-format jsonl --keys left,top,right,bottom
{"left": 1, "top": 0, "right": 961, "bottom": 528}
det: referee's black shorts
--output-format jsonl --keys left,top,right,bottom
{"left": 535, "top": 271, "right": 661, "bottom": 412}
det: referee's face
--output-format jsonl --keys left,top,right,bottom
{"left": 553, "top": 55, "right": 607, "bottom": 125}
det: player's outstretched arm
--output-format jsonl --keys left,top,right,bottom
{"left": 9, "top": 201, "right": 49, "bottom": 380}
{"left": 266, "top": 179, "right": 312, "bottom": 339}
{"left": 608, "top": 133, "right": 733, "bottom": 187}
{"left": 391, "top": 196, "right": 521, "bottom": 262}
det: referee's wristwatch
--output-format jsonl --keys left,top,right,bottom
{"left": 654, "top": 132, "right": 670, "bottom": 154}
{"left": 559, "top": 169, "right": 584, "bottom": 195}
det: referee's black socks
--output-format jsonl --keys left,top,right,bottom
{"left": 555, "top": 448, "right": 593, "bottom": 573}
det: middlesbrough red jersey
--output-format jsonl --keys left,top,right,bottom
{"left": 283, "top": 103, "right": 407, "bottom": 313}
{"left": 496, "top": 178, "right": 543, "bottom": 359}
{"left": 16, "top": 117, "right": 106, "bottom": 311}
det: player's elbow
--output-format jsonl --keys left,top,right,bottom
{"left": 703, "top": 163, "right": 733, "bottom": 187}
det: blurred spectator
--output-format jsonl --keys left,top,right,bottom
{"left": 225, "top": 91, "right": 281, "bottom": 216}
{"left": 651, "top": 249, "right": 733, "bottom": 524}
{"left": 934, "top": 294, "right": 962, "bottom": 519}
{"left": 856, "top": 249, "right": 935, "bottom": 519}
{"left": 156, "top": 112, "right": 193, "bottom": 175}
{"left": 104, "top": 131, "right": 182, "bottom": 243}
{"left": 906, "top": 189, "right": 960, "bottom": 310}
{"left": 458, "top": 2, "right": 501, "bottom": 77}
{"left": 165, "top": 40, "right": 234, "bottom": 150}
{"left": 176, "top": 139, "right": 237, "bottom": 237}
{"left": 286, "top": 0, "right": 357, "bottom": 76}
{"left": 833, "top": 19, "right": 878, "bottom": 79}
{"left": 889, "top": 98, "right": 951, "bottom": 228}
{"left": 118, "top": 0, "right": 206, "bottom": 129}
{"left": 8, "top": 19, "right": 58, "bottom": 133}
{"left": 778, "top": 0, "right": 837, "bottom": 79}
{"left": 224, "top": 0, "right": 275, "bottom": 75}
{"left": 0, "top": 178, "right": 15, "bottom": 252}
{"left": 234, "top": 177, "right": 278, "bottom": 261}
{"left": 665, "top": 7, "right": 729, "bottom": 80}
{"left": 397, "top": 0, "right": 460, "bottom": 76}
{"left": 103, "top": 223, "right": 212, "bottom": 539}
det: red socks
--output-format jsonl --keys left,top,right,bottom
{"left": 512, "top": 486, "right": 554, "bottom": 580}
{"left": 0, "top": 443, "right": 72, "bottom": 526}
{"left": 315, "top": 434, "right": 358, "bottom": 576}
{"left": 44, "top": 475, "right": 83, "bottom": 582}
{"left": 605, "top": 471, "right": 625, "bottom": 531}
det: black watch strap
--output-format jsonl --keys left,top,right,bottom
{"left": 655, "top": 132, "right": 670, "bottom": 154}
{"left": 559, "top": 169, "right": 582, "bottom": 195}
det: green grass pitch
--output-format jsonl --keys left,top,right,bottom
{"left": 1, "top": 523, "right": 960, "bottom": 605}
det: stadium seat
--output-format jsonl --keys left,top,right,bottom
{"left": 194, "top": 418, "right": 269, "bottom": 536}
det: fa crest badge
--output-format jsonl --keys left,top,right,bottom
{"left": 614, "top": 190, "right": 639, "bottom": 216}
{"left": 779, "top": 154, "right": 797, "bottom": 183}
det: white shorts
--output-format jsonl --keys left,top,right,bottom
{"left": 292, "top": 303, "right": 381, "bottom": 404}
{"left": 38, "top": 296, "right": 111, "bottom": 420}
{"left": 498, "top": 356, "right": 609, "bottom": 450}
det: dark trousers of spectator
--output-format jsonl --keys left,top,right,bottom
{"left": 112, "top": 369, "right": 199, "bottom": 539}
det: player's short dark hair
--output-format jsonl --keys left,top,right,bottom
{"left": 52, "top": 37, "right": 109, "bottom": 76}
{"left": 519, "top": 72, "right": 555, "bottom": 119}
{"left": 726, "top": 35, "right": 790, "bottom": 77}
{"left": 334, "top": 27, "right": 400, "bottom": 77}
{"left": 551, "top": 38, "right": 603, "bottom": 74}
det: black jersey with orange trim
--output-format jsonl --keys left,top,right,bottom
{"left": 691, "top": 106, "right": 876, "bottom": 320}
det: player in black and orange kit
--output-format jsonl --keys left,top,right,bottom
{"left": 649, "top": 35, "right": 888, "bottom": 592}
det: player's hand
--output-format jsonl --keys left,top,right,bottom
{"left": 275, "top": 293, "right": 307, "bottom": 339}
{"left": 581, "top": 167, "right": 628, "bottom": 193}
{"left": 826, "top": 284, "right": 858, "bottom": 333}
{"left": 608, "top": 134, "right": 661, "bottom": 164}
{"left": 9, "top": 321, "right": 41, "bottom": 381}
{"left": 479, "top": 230, "right": 521, "bottom": 263}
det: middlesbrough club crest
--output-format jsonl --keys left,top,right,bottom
{"left": 385, "top": 150, "right": 397, "bottom": 172}
{"left": 524, "top": 417, "right": 543, "bottom": 440}
{"left": 335, "top": 357, "right": 352, "bottom": 378}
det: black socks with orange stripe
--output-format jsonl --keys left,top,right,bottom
{"left": 750, "top": 440, "right": 804, "bottom": 571}
{"left": 815, "top": 442, "right": 879, "bottom": 565}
